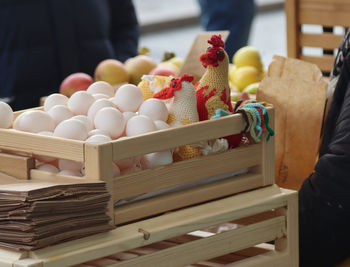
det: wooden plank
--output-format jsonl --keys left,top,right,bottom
{"left": 301, "top": 0, "right": 350, "bottom": 4}
{"left": 0, "top": 152, "right": 34, "bottom": 180}
{"left": 285, "top": 0, "right": 299, "bottom": 58}
{"left": 84, "top": 143, "right": 114, "bottom": 225}
{"left": 225, "top": 251, "right": 289, "bottom": 267}
{"left": 30, "top": 169, "right": 87, "bottom": 184}
{"left": 108, "top": 217, "right": 286, "bottom": 267}
{"left": 0, "top": 249, "right": 28, "bottom": 267}
{"left": 114, "top": 173, "right": 264, "bottom": 225}
{"left": 299, "top": 33, "right": 343, "bottom": 49}
{"left": 0, "top": 129, "right": 84, "bottom": 162}
{"left": 28, "top": 185, "right": 286, "bottom": 267}
{"left": 114, "top": 144, "right": 261, "bottom": 199}
{"left": 299, "top": 55, "right": 335, "bottom": 72}
{"left": 111, "top": 111, "right": 250, "bottom": 161}
{"left": 13, "top": 259, "right": 43, "bottom": 267}
{"left": 261, "top": 108, "right": 275, "bottom": 185}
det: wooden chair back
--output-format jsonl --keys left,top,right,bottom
{"left": 285, "top": 0, "right": 350, "bottom": 75}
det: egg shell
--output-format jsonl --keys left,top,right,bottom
{"left": 94, "top": 107, "right": 125, "bottom": 139}
{"left": 88, "top": 129, "right": 109, "bottom": 137}
{"left": 0, "top": 101, "right": 13, "bottom": 129}
{"left": 112, "top": 163, "right": 121, "bottom": 177}
{"left": 53, "top": 118, "right": 88, "bottom": 140}
{"left": 35, "top": 131, "right": 56, "bottom": 162}
{"left": 87, "top": 98, "right": 116, "bottom": 121}
{"left": 67, "top": 91, "right": 95, "bottom": 115}
{"left": 154, "top": 120, "right": 170, "bottom": 130}
{"left": 122, "top": 111, "right": 137, "bottom": 122}
{"left": 141, "top": 150, "right": 173, "bottom": 169}
{"left": 115, "top": 157, "right": 135, "bottom": 170}
{"left": 86, "top": 134, "right": 112, "bottom": 143}
{"left": 72, "top": 115, "right": 94, "bottom": 132}
{"left": 37, "top": 164, "right": 59, "bottom": 173}
{"left": 87, "top": 81, "right": 114, "bottom": 97}
{"left": 138, "top": 98, "right": 168, "bottom": 121}
{"left": 92, "top": 93, "right": 109, "bottom": 100}
{"left": 58, "top": 159, "right": 82, "bottom": 172}
{"left": 19, "top": 110, "right": 55, "bottom": 133}
{"left": 113, "top": 84, "right": 143, "bottom": 112}
{"left": 44, "top": 93, "right": 68, "bottom": 112}
{"left": 12, "top": 113, "right": 25, "bottom": 130}
{"left": 126, "top": 115, "right": 156, "bottom": 137}
{"left": 47, "top": 105, "right": 74, "bottom": 126}
{"left": 58, "top": 169, "right": 82, "bottom": 177}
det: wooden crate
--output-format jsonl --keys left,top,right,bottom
{"left": 3, "top": 185, "right": 298, "bottom": 267}
{"left": 0, "top": 107, "right": 275, "bottom": 226}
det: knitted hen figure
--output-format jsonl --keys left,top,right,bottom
{"left": 153, "top": 74, "right": 200, "bottom": 160}
{"left": 196, "top": 35, "right": 242, "bottom": 148}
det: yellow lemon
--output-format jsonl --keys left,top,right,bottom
{"left": 233, "top": 46, "right": 263, "bottom": 73}
{"left": 232, "top": 66, "right": 260, "bottom": 92}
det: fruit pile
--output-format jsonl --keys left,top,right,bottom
{"left": 229, "top": 46, "right": 266, "bottom": 101}
{"left": 59, "top": 54, "right": 183, "bottom": 97}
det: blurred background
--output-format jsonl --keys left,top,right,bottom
{"left": 134, "top": 0, "right": 285, "bottom": 68}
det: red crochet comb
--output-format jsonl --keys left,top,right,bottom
{"left": 208, "top": 34, "right": 225, "bottom": 48}
{"left": 178, "top": 74, "right": 194, "bottom": 83}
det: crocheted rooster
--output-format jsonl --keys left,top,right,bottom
{"left": 196, "top": 35, "right": 242, "bottom": 148}
{"left": 153, "top": 74, "right": 200, "bottom": 160}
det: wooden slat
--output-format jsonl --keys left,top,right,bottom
{"left": 0, "top": 249, "right": 28, "bottom": 267}
{"left": 285, "top": 0, "right": 299, "bottom": 58}
{"left": 111, "top": 217, "right": 285, "bottom": 267}
{"left": 114, "top": 144, "right": 261, "bottom": 200}
{"left": 0, "top": 129, "right": 84, "bottom": 162}
{"left": 299, "top": 2, "right": 350, "bottom": 27}
{"left": 225, "top": 251, "right": 289, "bottom": 267}
{"left": 300, "top": 33, "right": 343, "bottom": 49}
{"left": 111, "top": 110, "right": 251, "bottom": 161}
{"left": 114, "top": 173, "right": 263, "bottom": 225}
{"left": 299, "top": 55, "right": 335, "bottom": 72}
{"left": 30, "top": 169, "right": 87, "bottom": 184}
{"left": 0, "top": 152, "right": 34, "bottom": 180}
{"left": 261, "top": 108, "right": 275, "bottom": 185}
{"left": 27, "top": 185, "right": 287, "bottom": 267}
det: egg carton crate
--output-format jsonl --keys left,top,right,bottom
{"left": 0, "top": 106, "right": 275, "bottom": 226}
{"left": 2, "top": 185, "right": 298, "bottom": 267}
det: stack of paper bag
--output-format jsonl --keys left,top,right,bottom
{"left": 257, "top": 55, "right": 328, "bottom": 190}
{"left": 0, "top": 182, "right": 114, "bottom": 250}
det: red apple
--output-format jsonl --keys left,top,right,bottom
{"left": 59, "top": 72, "right": 94, "bottom": 97}
{"left": 149, "top": 66, "right": 177, "bottom": 77}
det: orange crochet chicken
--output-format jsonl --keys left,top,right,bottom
{"left": 195, "top": 35, "right": 242, "bottom": 148}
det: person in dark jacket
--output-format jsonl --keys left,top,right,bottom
{"left": 299, "top": 29, "right": 350, "bottom": 267}
{"left": 0, "top": 0, "right": 139, "bottom": 111}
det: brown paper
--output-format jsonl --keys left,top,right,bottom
{"left": 257, "top": 56, "right": 328, "bottom": 190}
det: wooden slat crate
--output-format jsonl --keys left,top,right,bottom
{"left": 4, "top": 185, "right": 298, "bottom": 267}
{"left": 0, "top": 107, "right": 275, "bottom": 226}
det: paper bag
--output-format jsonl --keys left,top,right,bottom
{"left": 257, "top": 55, "right": 328, "bottom": 190}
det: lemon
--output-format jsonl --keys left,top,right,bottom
{"left": 232, "top": 66, "right": 260, "bottom": 92}
{"left": 233, "top": 46, "right": 263, "bottom": 73}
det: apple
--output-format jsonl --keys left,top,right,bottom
{"left": 124, "top": 55, "right": 157, "bottom": 85}
{"left": 94, "top": 59, "right": 129, "bottom": 85}
{"left": 59, "top": 72, "right": 93, "bottom": 97}
{"left": 149, "top": 66, "right": 177, "bottom": 77}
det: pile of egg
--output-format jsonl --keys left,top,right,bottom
{"left": 0, "top": 81, "right": 174, "bottom": 177}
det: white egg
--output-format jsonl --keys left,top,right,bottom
{"left": 126, "top": 115, "right": 156, "bottom": 137}
{"left": 71, "top": 115, "right": 94, "bottom": 132}
{"left": 154, "top": 120, "right": 170, "bottom": 130}
{"left": 0, "top": 101, "right": 13, "bottom": 129}
{"left": 86, "top": 134, "right": 112, "bottom": 143}
{"left": 67, "top": 91, "right": 95, "bottom": 115}
{"left": 92, "top": 93, "right": 109, "bottom": 100}
{"left": 47, "top": 105, "right": 74, "bottom": 126}
{"left": 112, "top": 162, "right": 121, "bottom": 177}
{"left": 58, "top": 169, "right": 82, "bottom": 177}
{"left": 141, "top": 150, "right": 173, "bottom": 169}
{"left": 37, "top": 164, "right": 59, "bottom": 173}
{"left": 87, "top": 129, "right": 109, "bottom": 137}
{"left": 53, "top": 118, "right": 88, "bottom": 140}
{"left": 123, "top": 111, "right": 137, "bottom": 122}
{"left": 19, "top": 110, "right": 55, "bottom": 133}
{"left": 35, "top": 131, "right": 56, "bottom": 162}
{"left": 113, "top": 84, "right": 143, "bottom": 112}
{"left": 87, "top": 98, "right": 116, "bottom": 121}
{"left": 94, "top": 107, "right": 125, "bottom": 139}
{"left": 12, "top": 112, "right": 25, "bottom": 130}
{"left": 138, "top": 98, "right": 168, "bottom": 121}
{"left": 58, "top": 159, "right": 82, "bottom": 172}
{"left": 44, "top": 93, "right": 68, "bottom": 111}
{"left": 87, "top": 81, "right": 114, "bottom": 97}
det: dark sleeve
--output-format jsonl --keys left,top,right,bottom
{"left": 299, "top": 56, "right": 350, "bottom": 267}
{"left": 108, "top": 0, "right": 139, "bottom": 62}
